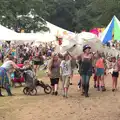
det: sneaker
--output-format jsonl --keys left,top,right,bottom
{"left": 101, "top": 86, "right": 106, "bottom": 92}
{"left": 8, "top": 94, "right": 14, "bottom": 96}
{"left": 54, "top": 91, "right": 58, "bottom": 96}
{"left": 112, "top": 89, "right": 115, "bottom": 92}
{"left": 51, "top": 92, "right": 55, "bottom": 95}
{"left": 94, "top": 84, "right": 97, "bottom": 88}
{"left": 102, "top": 88, "right": 106, "bottom": 92}
{"left": 70, "top": 83, "right": 73, "bottom": 85}
{"left": 65, "top": 96, "right": 68, "bottom": 98}
{"left": 63, "top": 94, "right": 65, "bottom": 97}
{"left": 97, "top": 87, "right": 100, "bottom": 91}
{"left": 0, "top": 94, "right": 4, "bottom": 97}
{"left": 97, "top": 86, "right": 100, "bottom": 91}
{"left": 85, "top": 93, "right": 89, "bottom": 97}
{"left": 81, "top": 92, "right": 85, "bottom": 96}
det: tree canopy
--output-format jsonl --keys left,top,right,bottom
{"left": 0, "top": 0, "right": 119, "bottom": 32}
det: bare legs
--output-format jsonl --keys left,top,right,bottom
{"left": 34, "top": 65, "right": 39, "bottom": 75}
{"left": 97, "top": 75, "right": 106, "bottom": 91}
{"left": 62, "top": 76, "right": 70, "bottom": 98}
{"left": 50, "top": 78, "right": 59, "bottom": 96}
{"left": 112, "top": 77, "right": 118, "bottom": 91}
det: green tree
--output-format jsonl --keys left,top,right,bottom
{"left": 1, "top": 0, "right": 120, "bottom": 33}
{"left": 87, "top": 0, "right": 120, "bottom": 27}
{"left": 0, "top": 0, "right": 49, "bottom": 32}
{"left": 41, "top": 0, "right": 75, "bottom": 32}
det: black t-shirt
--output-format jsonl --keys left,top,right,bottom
{"left": 21, "top": 52, "right": 29, "bottom": 63}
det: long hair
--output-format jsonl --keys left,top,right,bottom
{"left": 48, "top": 53, "right": 60, "bottom": 71}
{"left": 63, "top": 53, "right": 69, "bottom": 60}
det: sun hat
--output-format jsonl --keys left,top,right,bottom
{"left": 83, "top": 44, "right": 91, "bottom": 52}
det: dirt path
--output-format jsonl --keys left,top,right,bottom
{"left": 0, "top": 74, "right": 120, "bottom": 120}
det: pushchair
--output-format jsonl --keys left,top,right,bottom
{"left": 22, "top": 69, "right": 52, "bottom": 96}
{"left": 11, "top": 64, "right": 24, "bottom": 87}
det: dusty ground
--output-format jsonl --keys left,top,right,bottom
{"left": 0, "top": 74, "right": 120, "bottom": 120}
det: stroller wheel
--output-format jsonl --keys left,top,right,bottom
{"left": 29, "top": 88, "right": 37, "bottom": 96}
{"left": 23, "top": 87, "right": 29, "bottom": 95}
{"left": 44, "top": 84, "right": 52, "bottom": 94}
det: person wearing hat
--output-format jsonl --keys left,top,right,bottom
{"left": 77, "top": 45, "right": 93, "bottom": 97}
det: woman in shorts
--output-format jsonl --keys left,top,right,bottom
{"left": 47, "top": 53, "right": 61, "bottom": 95}
{"left": 33, "top": 47, "right": 43, "bottom": 74}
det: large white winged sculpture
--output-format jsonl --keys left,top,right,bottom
{"left": 55, "top": 32, "right": 104, "bottom": 56}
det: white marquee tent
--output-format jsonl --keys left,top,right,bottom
{"left": 0, "top": 25, "right": 56, "bottom": 42}
{"left": 0, "top": 24, "right": 18, "bottom": 41}
{"left": 0, "top": 21, "right": 75, "bottom": 42}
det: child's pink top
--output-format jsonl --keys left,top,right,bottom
{"left": 96, "top": 58, "right": 104, "bottom": 68}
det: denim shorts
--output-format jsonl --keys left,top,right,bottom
{"left": 96, "top": 68, "right": 104, "bottom": 76}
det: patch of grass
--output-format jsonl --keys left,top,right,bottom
{"left": 37, "top": 70, "right": 47, "bottom": 78}
{"left": 0, "top": 62, "right": 2, "bottom": 66}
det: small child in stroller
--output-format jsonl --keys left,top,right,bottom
{"left": 11, "top": 64, "right": 24, "bottom": 87}
{"left": 22, "top": 61, "right": 52, "bottom": 95}
{"left": 11, "top": 61, "right": 32, "bottom": 87}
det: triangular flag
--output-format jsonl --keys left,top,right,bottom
{"left": 114, "top": 16, "right": 120, "bottom": 40}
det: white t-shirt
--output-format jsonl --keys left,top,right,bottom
{"left": 60, "top": 60, "right": 72, "bottom": 76}
{"left": 1, "top": 60, "right": 14, "bottom": 71}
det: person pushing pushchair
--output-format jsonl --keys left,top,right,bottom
{"left": 0, "top": 55, "right": 19, "bottom": 97}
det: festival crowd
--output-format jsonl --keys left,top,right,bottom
{"left": 0, "top": 42, "right": 120, "bottom": 98}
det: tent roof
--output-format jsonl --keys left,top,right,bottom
{"left": 0, "top": 25, "right": 16, "bottom": 34}
{"left": 0, "top": 25, "right": 18, "bottom": 41}
{"left": 0, "top": 19, "right": 75, "bottom": 41}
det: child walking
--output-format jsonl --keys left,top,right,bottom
{"left": 95, "top": 53, "right": 106, "bottom": 91}
{"left": 60, "top": 52, "right": 73, "bottom": 98}
{"left": 111, "top": 57, "right": 119, "bottom": 92}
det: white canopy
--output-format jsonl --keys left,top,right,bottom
{"left": 0, "top": 24, "right": 16, "bottom": 34}
{"left": 46, "top": 21, "right": 75, "bottom": 36}
{"left": 0, "top": 24, "right": 18, "bottom": 41}
{"left": 14, "top": 33, "right": 56, "bottom": 42}
{"left": 0, "top": 25, "right": 56, "bottom": 42}
{"left": 0, "top": 20, "right": 75, "bottom": 42}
